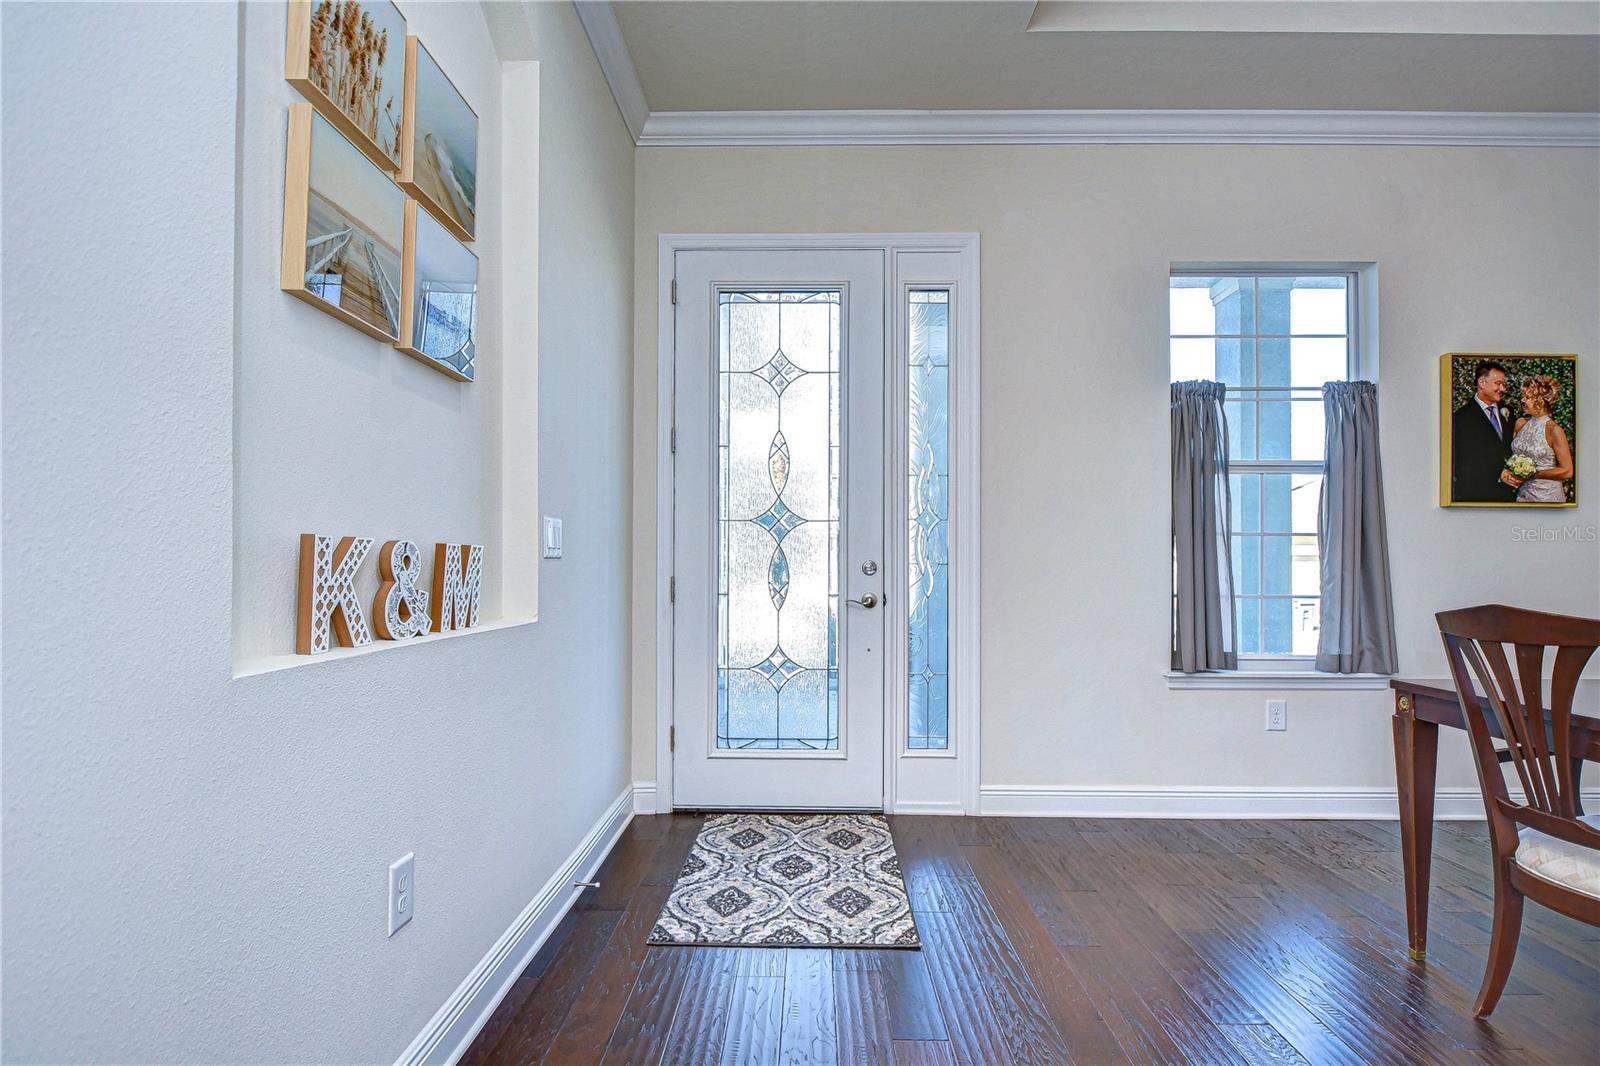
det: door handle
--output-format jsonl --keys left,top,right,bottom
{"left": 846, "top": 592, "right": 880, "bottom": 609}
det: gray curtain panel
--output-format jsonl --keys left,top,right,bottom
{"left": 1317, "top": 380, "right": 1399, "bottom": 674}
{"left": 1172, "top": 380, "right": 1237, "bottom": 672}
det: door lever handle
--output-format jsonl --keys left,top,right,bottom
{"left": 846, "top": 592, "right": 880, "bottom": 609}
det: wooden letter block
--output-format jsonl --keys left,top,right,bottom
{"left": 431, "top": 542, "right": 484, "bottom": 632}
{"left": 373, "top": 539, "right": 432, "bottom": 640}
{"left": 297, "top": 534, "right": 375, "bottom": 654}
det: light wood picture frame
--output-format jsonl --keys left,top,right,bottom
{"left": 285, "top": 0, "right": 406, "bottom": 172}
{"left": 398, "top": 200, "right": 478, "bottom": 381}
{"left": 398, "top": 36, "right": 478, "bottom": 242}
{"left": 1440, "top": 352, "right": 1578, "bottom": 507}
{"left": 281, "top": 103, "right": 406, "bottom": 342}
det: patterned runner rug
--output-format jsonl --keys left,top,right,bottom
{"left": 648, "top": 812, "right": 921, "bottom": 948}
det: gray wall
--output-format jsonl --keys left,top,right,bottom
{"left": 632, "top": 144, "right": 1599, "bottom": 797}
{"left": 1, "top": 2, "right": 634, "bottom": 1061}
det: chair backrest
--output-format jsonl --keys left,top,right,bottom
{"left": 1436, "top": 604, "right": 1600, "bottom": 852}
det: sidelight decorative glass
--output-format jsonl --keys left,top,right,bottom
{"left": 908, "top": 291, "right": 950, "bottom": 749}
{"left": 717, "top": 291, "right": 840, "bottom": 750}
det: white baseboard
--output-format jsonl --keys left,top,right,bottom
{"left": 629, "top": 782, "right": 965, "bottom": 817}
{"left": 890, "top": 799, "right": 967, "bottom": 816}
{"left": 397, "top": 786, "right": 634, "bottom": 1066}
{"left": 979, "top": 785, "right": 1600, "bottom": 820}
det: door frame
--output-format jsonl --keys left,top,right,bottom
{"left": 653, "top": 233, "right": 981, "bottom": 815}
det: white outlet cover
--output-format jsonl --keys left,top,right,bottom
{"left": 389, "top": 853, "right": 415, "bottom": 936}
{"left": 1266, "top": 700, "right": 1288, "bottom": 731}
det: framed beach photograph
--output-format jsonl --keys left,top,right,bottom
{"left": 285, "top": 0, "right": 405, "bottom": 171}
{"left": 399, "top": 36, "right": 478, "bottom": 242}
{"left": 1440, "top": 352, "right": 1578, "bottom": 508}
{"left": 398, "top": 200, "right": 478, "bottom": 381}
{"left": 281, "top": 103, "right": 405, "bottom": 341}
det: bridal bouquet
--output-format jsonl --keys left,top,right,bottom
{"left": 1506, "top": 455, "right": 1538, "bottom": 481}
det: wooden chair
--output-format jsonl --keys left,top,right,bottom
{"left": 1436, "top": 604, "right": 1600, "bottom": 1017}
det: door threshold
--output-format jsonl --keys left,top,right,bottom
{"left": 672, "top": 806, "right": 885, "bottom": 815}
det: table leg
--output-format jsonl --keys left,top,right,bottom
{"left": 1393, "top": 699, "right": 1439, "bottom": 961}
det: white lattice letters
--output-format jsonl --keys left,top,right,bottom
{"left": 431, "top": 542, "right": 484, "bottom": 632}
{"left": 296, "top": 533, "right": 375, "bottom": 654}
{"left": 373, "top": 540, "right": 432, "bottom": 640}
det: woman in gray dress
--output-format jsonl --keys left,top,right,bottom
{"left": 1509, "top": 374, "right": 1574, "bottom": 503}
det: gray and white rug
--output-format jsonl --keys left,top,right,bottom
{"left": 648, "top": 813, "right": 920, "bottom": 948}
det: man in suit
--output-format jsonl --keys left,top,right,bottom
{"left": 1451, "top": 359, "right": 1522, "bottom": 502}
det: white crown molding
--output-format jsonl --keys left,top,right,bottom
{"left": 570, "top": 0, "right": 1599, "bottom": 148}
{"left": 397, "top": 786, "right": 633, "bottom": 1066}
{"left": 1026, "top": 1, "right": 1600, "bottom": 36}
{"left": 572, "top": 1, "right": 648, "bottom": 143}
{"left": 637, "top": 109, "right": 1600, "bottom": 147}
{"left": 980, "top": 784, "right": 1600, "bottom": 820}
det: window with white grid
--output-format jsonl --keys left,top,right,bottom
{"left": 1170, "top": 270, "right": 1357, "bottom": 659}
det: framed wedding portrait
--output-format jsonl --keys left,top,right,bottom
{"left": 1440, "top": 352, "right": 1578, "bottom": 508}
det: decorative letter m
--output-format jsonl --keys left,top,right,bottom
{"left": 432, "top": 543, "right": 484, "bottom": 632}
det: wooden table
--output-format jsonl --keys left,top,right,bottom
{"left": 1390, "top": 678, "right": 1600, "bottom": 960}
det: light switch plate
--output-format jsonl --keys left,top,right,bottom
{"left": 542, "top": 516, "right": 563, "bottom": 559}
{"left": 389, "top": 853, "right": 414, "bottom": 936}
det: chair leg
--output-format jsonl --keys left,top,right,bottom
{"left": 1475, "top": 876, "right": 1524, "bottom": 1018}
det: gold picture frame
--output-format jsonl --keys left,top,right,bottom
{"left": 398, "top": 200, "right": 478, "bottom": 381}
{"left": 1440, "top": 352, "right": 1578, "bottom": 508}
{"left": 398, "top": 36, "right": 479, "bottom": 242}
{"left": 281, "top": 104, "right": 406, "bottom": 342}
{"left": 285, "top": 0, "right": 406, "bottom": 172}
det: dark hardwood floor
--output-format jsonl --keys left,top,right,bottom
{"left": 461, "top": 816, "right": 1599, "bottom": 1065}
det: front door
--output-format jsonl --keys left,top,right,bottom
{"left": 672, "top": 249, "right": 886, "bottom": 809}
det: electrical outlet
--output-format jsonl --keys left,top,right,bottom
{"left": 1266, "top": 700, "right": 1288, "bottom": 731}
{"left": 542, "top": 516, "right": 563, "bottom": 559}
{"left": 389, "top": 853, "right": 414, "bottom": 936}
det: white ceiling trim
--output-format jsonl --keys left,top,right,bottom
{"left": 572, "top": 2, "right": 1600, "bottom": 148}
{"left": 637, "top": 109, "right": 1600, "bottom": 148}
{"left": 1026, "top": 1, "right": 1600, "bottom": 36}
{"left": 573, "top": 1, "right": 648, "bottom": 142}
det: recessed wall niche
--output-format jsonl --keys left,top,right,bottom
{"left": 233, "top": 1, "right": 538, "bottom": 672}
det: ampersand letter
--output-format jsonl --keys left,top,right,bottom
{"left": 373, "top": 540, "right": 432, "bottom": 640}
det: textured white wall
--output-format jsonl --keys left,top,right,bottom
{"left": 631, "top": 144, "right": 1600, "bottom": 795}
{"left": 1, "top": 2, "right": 634, "bottom": 1062}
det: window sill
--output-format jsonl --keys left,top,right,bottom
{"left": 1164, "top": 670, "right": 1393, "bottom": 691}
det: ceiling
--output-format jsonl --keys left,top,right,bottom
{"left": 609, "top": 1, "right": 1600, "bottom": 114}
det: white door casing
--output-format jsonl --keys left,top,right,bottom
{"left": 654, "top": 235, "right": 981, "bottom": 816}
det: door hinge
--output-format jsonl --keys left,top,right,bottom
{"left": 670, "top": 424, "right": 677, "bottom": 454}
{"left": 669, "top": 576, "right": 676, "bottom": 603}
{"left": 669, "top": 726, "right": 676, "bottom": 752}
{"left": 670, "top": 278, "right": 677, "bottom": 305}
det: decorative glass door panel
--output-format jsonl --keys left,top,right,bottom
{"left": 907, "top": 291, "right": 950, "bottom": 750}
{"left": 674, "top": 250, "right": 885, "bottom": 810}
{"left": 718, "top": 292, "right": 840, "bottom": 750}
